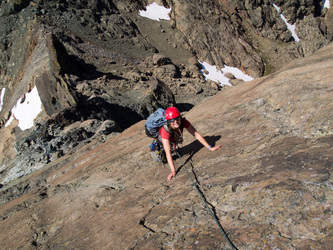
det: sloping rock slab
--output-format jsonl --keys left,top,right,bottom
{"left": 0, "top": 44, "right": 332, "bottom": 249}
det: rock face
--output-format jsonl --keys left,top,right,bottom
{"left": 0, "top": 0, "right": 332, "bottom": 248}
{"left": 0, "top": 41, "right": 332, "bottom": 249}
{"left": 0, "top": 1, "right": 331, "bottom": 163}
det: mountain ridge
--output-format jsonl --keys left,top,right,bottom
{"left": 0, "top": 0, "right": 332, "bottom": 248}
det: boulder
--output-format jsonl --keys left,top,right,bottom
{"left": 153, "top": 54, "right": 172, "bottom": 66}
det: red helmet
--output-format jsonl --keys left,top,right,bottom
{"left": 165, "top": 107, "right": 180, "bottom": 120}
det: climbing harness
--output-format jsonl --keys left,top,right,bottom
{"left": 149, "top": 139, "right": 166, "bottom": 163}
{"left": 175, "top": 151, "right": 237, "bottom": 250}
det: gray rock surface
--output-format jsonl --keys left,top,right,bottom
{"left": 0, "top": 1, "right": 332, "bottom": 248}
{"left": 0, "top": 40, "right": 332, "bottom": 250}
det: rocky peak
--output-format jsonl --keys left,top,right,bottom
{"left": 0, "top": 0, "right": 332, "bottom": 247}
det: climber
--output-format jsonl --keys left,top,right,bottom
{"left": 159, "top": 107, "right": 222, "bottom": 181}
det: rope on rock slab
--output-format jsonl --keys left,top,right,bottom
{"left": 175, "top": 150, "right": 237, "bottom": 250}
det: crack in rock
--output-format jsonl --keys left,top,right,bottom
{"left": 138, "top": 207, "right": 156, "bottom": 233}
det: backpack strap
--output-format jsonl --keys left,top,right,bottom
{"left": 161, "top": 119, "right": 184, "bottom": 145}
{"left": 162, "top": 123, "right": 170, "bottom": 134}
{"left": 156, "top": 124, "right": 171, "bottom": 145}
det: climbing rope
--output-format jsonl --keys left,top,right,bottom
{"left": 175, "top": 151, "right": 237, "bottom": 250}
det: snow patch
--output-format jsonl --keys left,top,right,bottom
{"left": 273, "top": 3, "right": 300, "bottom": 42}
{"left": 0, "top": 87, "right": 5, "bottom": 112}
{"left": 222, "top": 65, "right": 254, "bottom": 82}
{"left": 199, "top": 61, "right": 254, "bottom": 87}
{"left": 5, "top": 86, "right": 42, "bottom": 130}
{"left": 323, "top": 0, "right": 330, "bottom": 9}
{"left": 139, "top": 2, "right": 171, "bottom": 21}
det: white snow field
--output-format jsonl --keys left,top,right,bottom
{"left": 139, "top": 2, "right": 171, "bottom": 21}
{"left": 5, "top": 86, "right": 42, "bottom": 130}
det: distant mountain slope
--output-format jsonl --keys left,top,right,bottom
{"left": 0, "top": 0, "right": 332, "bottom": 177}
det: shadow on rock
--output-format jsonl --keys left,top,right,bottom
{"left": 68, "top": 55, "right": 119, "bottom": 81}
{"left": 177, "top": 135, "right": 222, "bottom": 165}
{"left": 177, "top": 103, "right": 195, "bottom": 112}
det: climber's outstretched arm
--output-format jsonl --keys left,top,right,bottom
{"left": 186, "top": 125, "right": 222, "bottom": 151}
